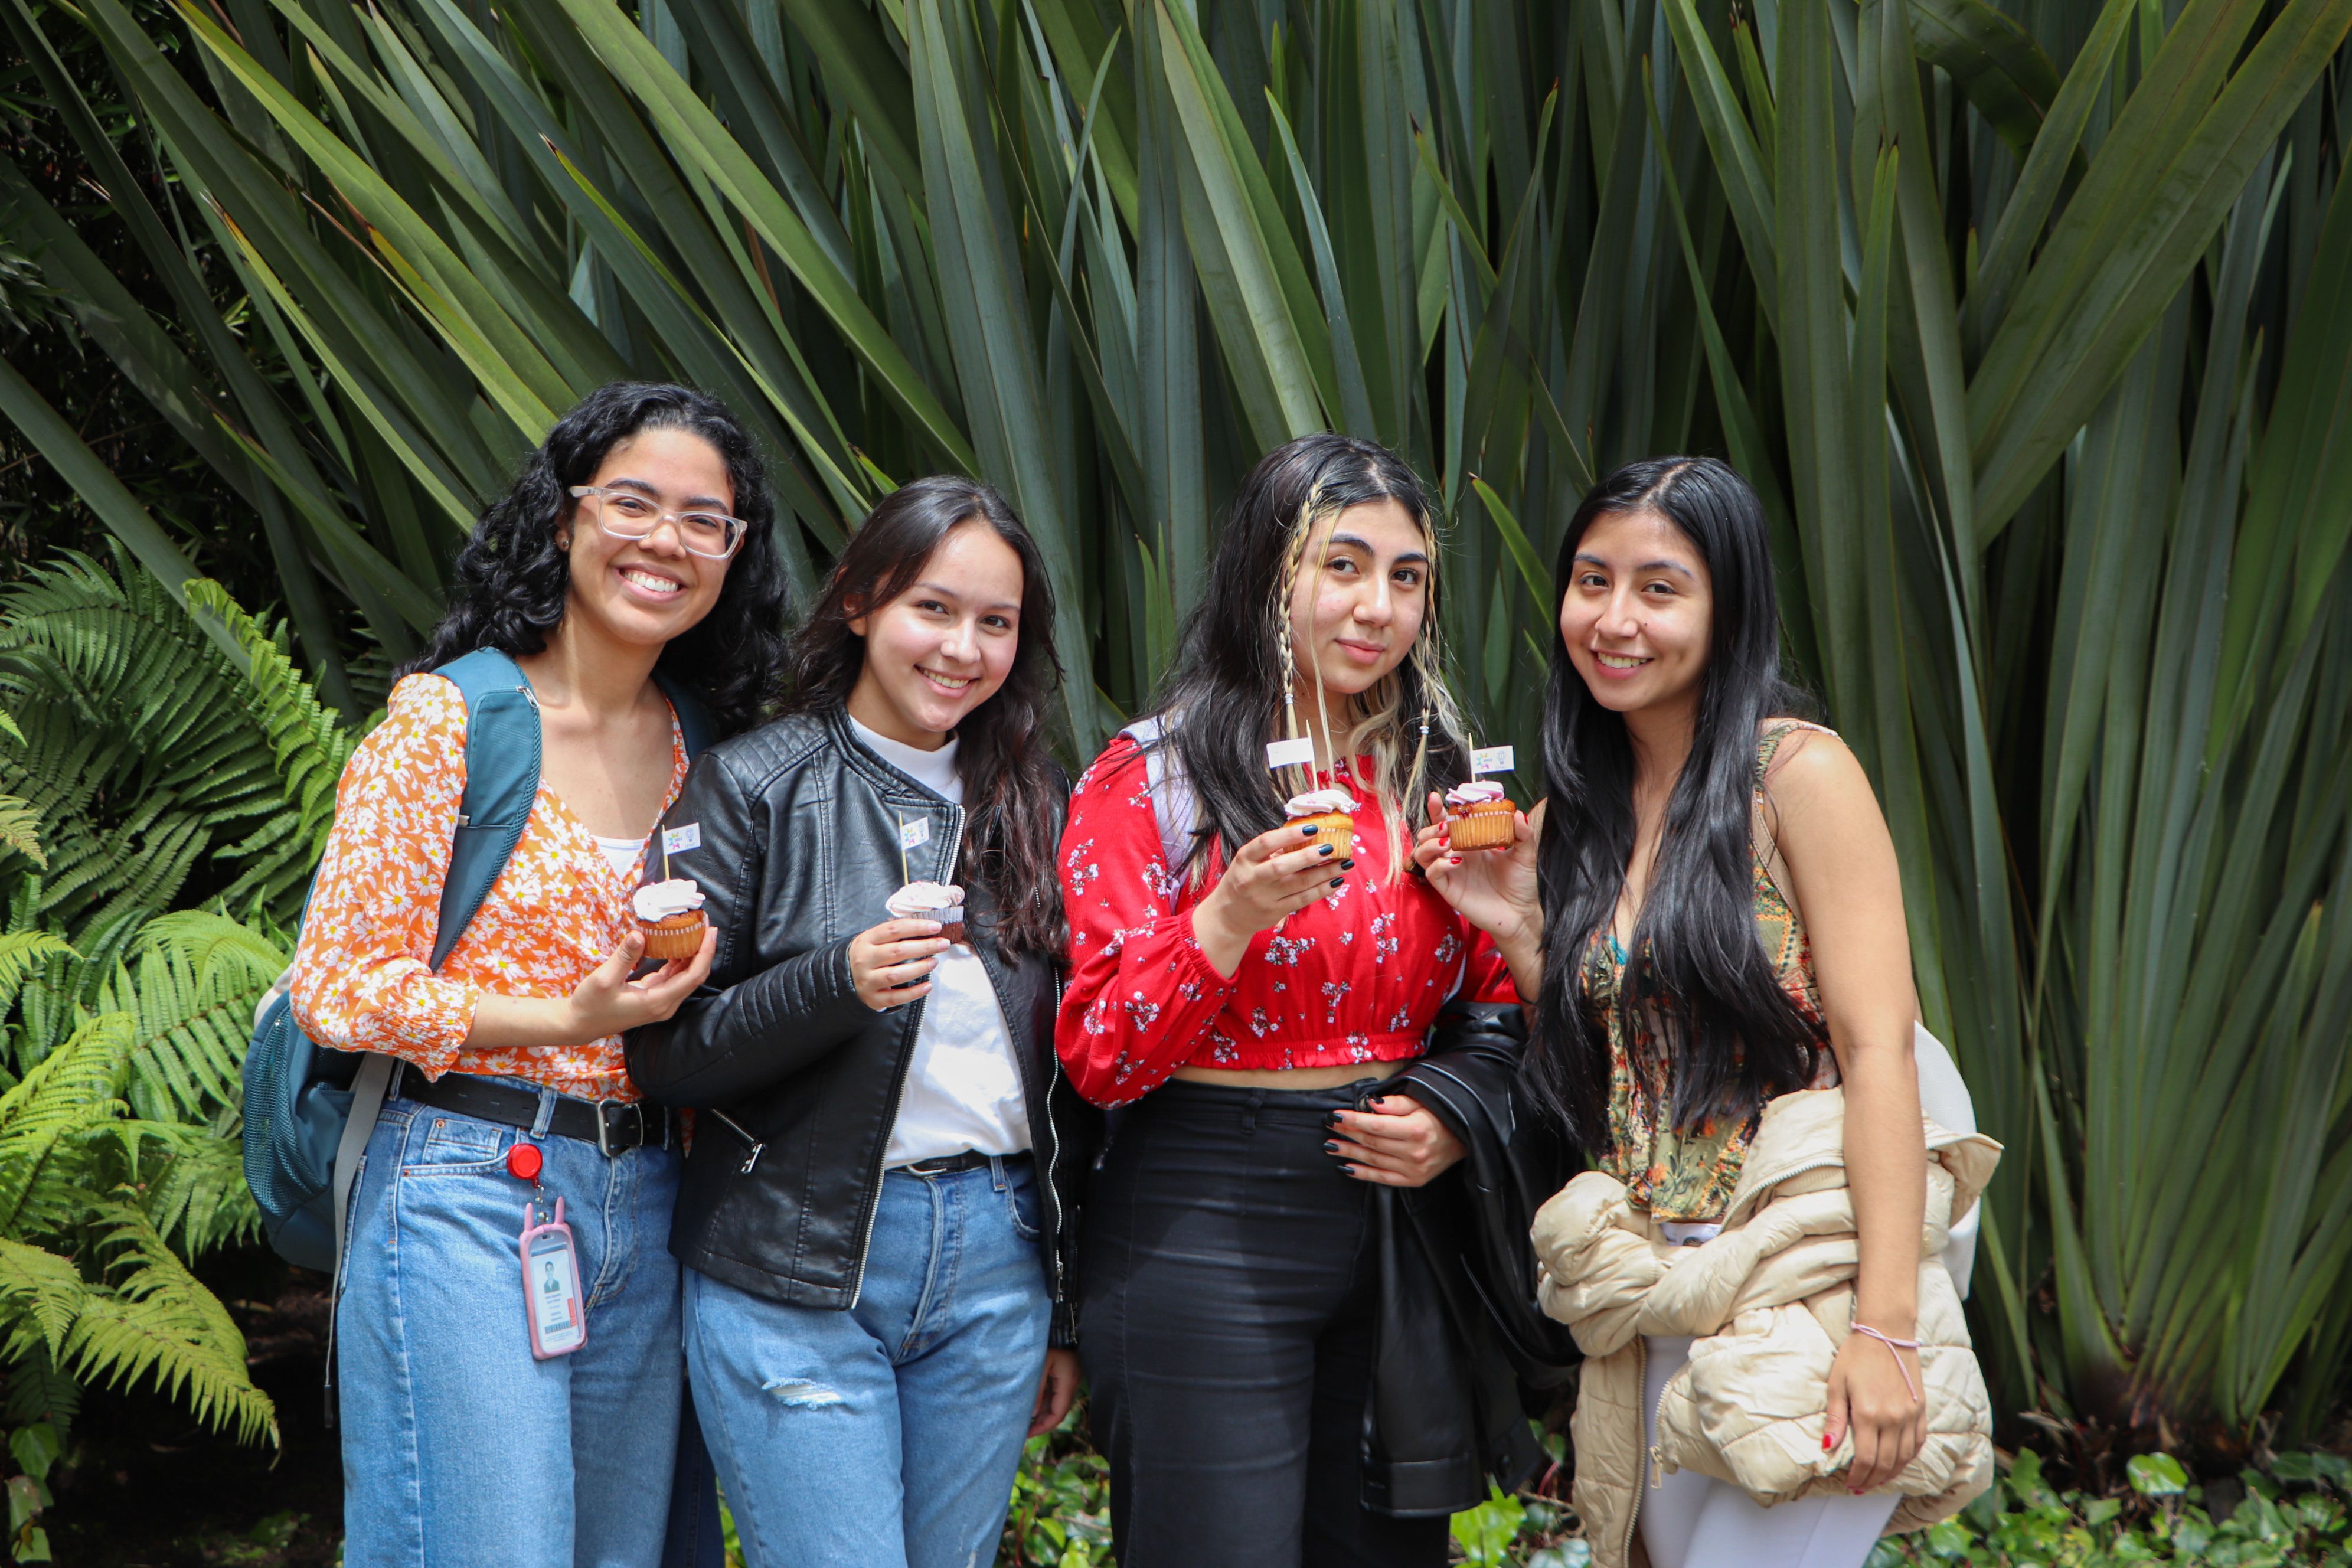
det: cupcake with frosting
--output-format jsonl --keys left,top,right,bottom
{"left": 1283, "top": 788, "right": 1357, "bottom": 858}
{"left": 887, "top": 881, "right": 967, "bottom": 944}
{"left": 634, "top": 878, "right": 708, "bottom": 961}
{"left": 1443, "top": 780, "right": 1517, "bottom": 850}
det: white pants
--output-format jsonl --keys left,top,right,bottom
{"left": 1637, "top": 1335, "right": 1899, "bottom": 1568}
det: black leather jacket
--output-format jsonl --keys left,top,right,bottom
{"left": 1366, "top": 998, "right": 1583, "bottom": 1515}
{"left": 625, "top": 707, "right": 1097, "bottom": 1343}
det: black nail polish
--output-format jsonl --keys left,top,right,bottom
{"left": 1318, "top": 844, "right": 1335, "bottom": 858}
{"left": 1323, "top": 1139, "right": 1342, "bottom": 1155}
{"left": 1324, "top": 1111, "right": 1342, "bottom": 1130}
{"left": 1329, "top": 877, "right": 1344, "bottom": 887}
{"left": 1301, "top": 824, "right": 1318, "bottom": 836}
{"left": 1339, "top": 858, "right": 1355, "bottom": 871}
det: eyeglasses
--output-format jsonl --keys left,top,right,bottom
{"left": 568, "top": 485, "right": 747, "bottom": 560}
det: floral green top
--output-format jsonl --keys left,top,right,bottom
{"left": 1583, "top": 721, "right": 1841, "bottom": 1222}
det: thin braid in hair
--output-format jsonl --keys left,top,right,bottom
{"left": 1268, "top": 489, "right": 1323, "bottom": 799}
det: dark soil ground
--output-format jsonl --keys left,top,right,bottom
{"left": 43, "top": 1245, "right": 344, "bottom": 1567}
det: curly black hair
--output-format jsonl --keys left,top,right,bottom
{"left": 405, "top": 381, "right": 790, "bottom": 736}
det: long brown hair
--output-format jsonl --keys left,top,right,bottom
{"left": 782, "top": 477, "right": 1066, "bottom": 959}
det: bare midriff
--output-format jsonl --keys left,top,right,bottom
{"left": 1171, "top": 1059, "right": 1410, "bottom": 1090}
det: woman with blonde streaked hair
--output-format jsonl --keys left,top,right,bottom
{"left": 1055, "top": 432, "right": 1547, "bottom": 1566}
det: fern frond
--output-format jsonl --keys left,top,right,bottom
{"left": 0, "top": 931, "right": 72, "bottom": 1021}
{"left": 133, "top": 910, "right": 288, "bottom": 982}
{"left": 0, "top": 550, "right": 305, "bottom": 936}
{"left": 1, "top": 1339, "right": 82, "bottom": 1434}
{"left": 0, "top": 1012, "right": 130, "bottom": 1239}
{"left": 132, "top": 1124, "right": 261, "bottom": 1255}
{"left": 0, "top": 792, "right": 41, "bottom": 868}
{"left": 67, "top": 1201, "right": 276, "bottom": 1445}
{"left": 0, "top": 1239, "right": 87, "bottom": 1360}
{"left": 94, "top": 914, "right": 281, "bottom": 1123}
{"left": 184, "top": 580, "right": 354, "bottom": 863}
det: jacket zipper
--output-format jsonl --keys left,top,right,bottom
{"left": 1718, "top": 1153, "right": 1845, "bottom": 1231}
{"left": 707, "top": 1109, "right": 766, "bottom": 1174}
{"left": 1624, "top": 1334, "right": 1648, "bottom": 1562}
{"left": 848, "top": 801, "right": 963, "bottom": 1308}
{"left": 1041, "top": 974, "right": 1068, "bottom": 1302}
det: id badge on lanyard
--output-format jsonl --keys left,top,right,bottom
{"left": 520, "top": 1196, "right": 587, "bottom": 1359}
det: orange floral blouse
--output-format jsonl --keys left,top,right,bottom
{"left": 289, "top": 672, "right": 687, "bottom": 1103}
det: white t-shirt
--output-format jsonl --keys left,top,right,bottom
{"left": 848, "top": 717, "right": 1032, "bottom": 1167}
{"left": 592, "top": 834, "right": 645, "bottom": 880}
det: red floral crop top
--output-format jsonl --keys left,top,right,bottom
{"left": 1055, "top": 735, "right": 1517, "bottom": 1108}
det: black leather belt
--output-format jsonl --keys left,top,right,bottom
{"left": 894, "top": 1149, "right": 1020, "bottom": 1177}
{"left": 402, "top": 1071, "right": 678, "bottom": 1156}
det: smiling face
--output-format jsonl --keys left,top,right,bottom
{"left": 1286, "top": 496, "right": 1432, "bottom": 708}
{"left": 1559, "top": 506, "right": 1715, "bottom": 718}
{"left": 844, "top": 519, "right": 1025, "bottom": 751}
{"left": 558, "top": 427, "right": 734, "bottom": 650}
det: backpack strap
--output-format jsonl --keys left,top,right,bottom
{"left": 322, "top": 650, "right": 542, "bottom": 1327}
{"left": 1121, "top": 716, "right": 1194, "bottom": 904}
{"left": 430, "top": 648, "right": 543, "bottom": 972}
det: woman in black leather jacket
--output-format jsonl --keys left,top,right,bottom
{"left": 626, "top": 477, "right": 1098, "bottom": 1568}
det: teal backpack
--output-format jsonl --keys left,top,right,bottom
{"left": 239, "top": 648, "right": 712, "bottom": 1278}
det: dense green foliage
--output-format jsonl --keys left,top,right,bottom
{"left": 0, "top": 551, "right": 373, "bottom": 1557}
{"left": 2, "top": 0, "right": 2349, "bottom": 1455}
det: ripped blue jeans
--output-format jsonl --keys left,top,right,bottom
{"left": 683, "top": 1157, "right": 1050, "bottom": 1568}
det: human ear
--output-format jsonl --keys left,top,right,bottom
{"left": 844, "top": 593, "right": 868, "bottom": 639}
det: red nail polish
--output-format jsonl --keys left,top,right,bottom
{"left": 1822, "top": 1432, "right": 1832, "bottom": 1451}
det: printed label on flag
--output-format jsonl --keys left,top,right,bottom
{"left": 899, "top": 817, "right": 931, "bottom": 850}
{"left": 661, "top": 823, "right": 701, "bottom": 855}
{"left": 1265, "top": 736, "right": 1317, "bottom": 770}
{"left": 1469, "top": 745, "right": 1516, "bottom": 777}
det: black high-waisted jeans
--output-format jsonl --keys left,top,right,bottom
{"left": 1078, "top": 1077, "right": 1449, "bottom": 1568}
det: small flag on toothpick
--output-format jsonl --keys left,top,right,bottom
{"left": 899, "top": 818, "right": 930, "bottom": 850}
{"left": 662, "top": 824, "right": 701, "bottom": 855}
{"left": 1469, "top": 745, "right": 1515, "bottom": 778}
{"left": 1265, "top": 736, "right": 1316, "bottom": 770}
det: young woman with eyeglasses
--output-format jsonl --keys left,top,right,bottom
{"left": 292, "top": 382, "right": 788, "bottom": 1568}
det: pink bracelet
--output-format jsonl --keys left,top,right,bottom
{"left": 1850, "top": 1322, "right": 1923, "bottom": 1404}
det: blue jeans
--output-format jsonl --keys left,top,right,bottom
{"left": 686, "top": 1156, "right": 1051, "bottom": 1568}
{"left": 336, "top": 1083, "right": 686, "bottom": 1568}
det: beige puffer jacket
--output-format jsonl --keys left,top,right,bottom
{"left": 1532, "top": 1088, "right": 2002, "bottom": 1568}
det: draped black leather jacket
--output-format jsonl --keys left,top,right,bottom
{"left": 624, "top": 707, "right": 1099, "bottom": 1344}
{"left": 1366, "top": 998, "right": 1585, "bottom": 1517}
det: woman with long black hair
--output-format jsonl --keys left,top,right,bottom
{"left": 1057, "top": 432, "right": 1537, "bottom": 1567}
{"left": 1416, "top": 456, "right": 1993, "bottom": 1568}
{"left": 293, "top": 381, "right": 789, "bottom": 1567}
{"left": 626, "top": 476, "right": 1095, "bottom": 1568}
